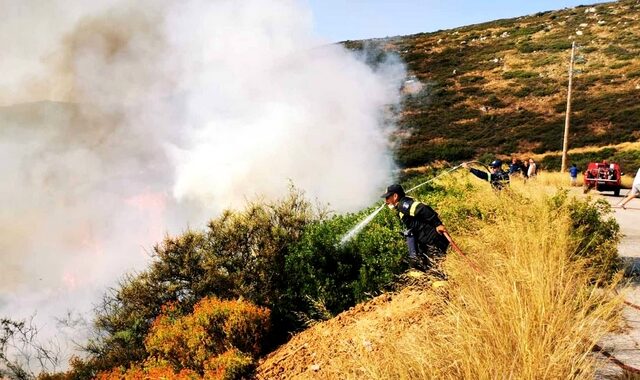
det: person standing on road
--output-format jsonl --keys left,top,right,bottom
{"left": 569, "top": 163, "right": 580, "bottom": 187}
{"left": 462, "top": 160, "right": 510, "bottom": 190}
{"left": 382, "top": 184, "right": 449, "bottom": 272}
{"left": 616, "top": 168, "right": 640, "bottom": 209}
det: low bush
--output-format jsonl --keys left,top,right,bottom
{"left": 486, "top": 94, "right": 506, "bottom": 108}
{"left": 459, "top": 75, "right": 486, "bottom": 85}
{"left": 604, "top": 45, "right": 635, "bottom": 60}
{"left": 508, "top": 24, "right": 545, "bottom": 37}
{"left": 543, "top": 39, "right": 574, "bottom": 51}
{"left": 145, "top": 297, "right": 270, "bottom": 369}
{"left": 517, "top": 41, "right": 543, "bottom": 53}
{"left": 610, "top": 61, "right": 631, "bottom": 69}
{"left": 203, "top": 349, "right": 254, "bottom": 380}
{"left": 502, "top": 70, "right": 538, "bottom": 79}
{"left": 96, "top": 359, "right": 199, "bottom": 380}
{"left": 397, "top": 142, "right": 476, "bottom": 168}
{"left": 581, "top": 46, "right": 598, "bottom": 53}
{"left": 96, "top": 297, "right": 267, "bottom": 379}
{"left": 531, "top": 54, "right": 559, "bottom": 67}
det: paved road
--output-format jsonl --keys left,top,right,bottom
{"left": 595, "top": 189, "right": 640, "bottom": 378}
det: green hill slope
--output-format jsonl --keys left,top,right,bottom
{"left": 345, "top": 0, "right": 640, "bottom": 167}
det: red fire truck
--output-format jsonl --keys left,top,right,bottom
{"left": 583, "top": 161, "right": 622, "bottom": 196}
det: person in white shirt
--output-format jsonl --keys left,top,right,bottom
{"left": 527, "top": 158, "right": 537, "bottom": 178}
{"left": 617, "top": 168, "right": 640, "bottom": 209}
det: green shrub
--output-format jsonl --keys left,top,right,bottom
{"left": 580, "top": 46, "right": 598, "bottom": 53}
{"left": 284, "top": 209, "right": 405, "bottom": 321}
{"left": 513, "top": 86, "right": 533, "bottom": 98}
{"left": 397, "top": 142, "right": 475, "bottom": 167}
{"left": 549, "top": 191, "right": 621, "bottom": 282}
{"left": 459, "top": 75, "right": 486, "bottom": 85}
{"left": 486, "top": 94, "right": 506, "bottom": 108}
{"left": 402, "top": 50, "right": 430, "bottom": 63}
{"left": 510, "top": 82, "right": 559, "bottom": 97}
{"left": 613, "top": 150, "right": 640, "bottom": 172}
{"left": 531, "top": 55, "right": 559, "bottom": 67}
{"left": 545, "top": 40, "right": 574, "bottom": 51}
{"left": 461, "top": 86, "right": 485, "bottom": 96}
{"left": 604, "top": 45, "right": 635, "bottom": 60}
{"left": 502, "top": 70, "right": 538, "bottom": 79}
{"left": 509, "top": 24, "right": 545, "bottom": 37}
{"left": 517, "top": 42, "right": 543, "bottom": 53}
{"left": 531, "top": 84, "right": 560, "bottom": 97}
{"left": 610, "top": 61, "right": 631, "bottom": 69}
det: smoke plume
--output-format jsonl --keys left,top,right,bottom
{"left": 0, "top": 0, "right": 404, "bottom": 370}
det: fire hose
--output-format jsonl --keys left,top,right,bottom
{"left": 442, "top": 231, "right": 482, "bottom": 275}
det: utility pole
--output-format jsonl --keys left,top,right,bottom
{"left": 561, "top": 41, "right": 576, "bottom": 173}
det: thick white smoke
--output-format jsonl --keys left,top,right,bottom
{"left": 0, "top": 0, "right": 404, "bottom": 371}
{"left": 166, "top": 1, "right": 403, "bottom": 212}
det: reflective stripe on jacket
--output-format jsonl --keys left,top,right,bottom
{"left": 396, "top": 196, "right": 449, "bottom": 252}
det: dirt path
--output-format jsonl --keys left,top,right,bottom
{"left": 594, "top": 189, "right": 640, "bottom": 378}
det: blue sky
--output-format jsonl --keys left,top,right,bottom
{"left": 305, "top": 0, "right": 601, "bottom": 42}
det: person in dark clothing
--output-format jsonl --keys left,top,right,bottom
{"left": 382, "top": 184, "right": 449, "bottom": 271}
{"left": 522, "top": 160, "right": 529, "bottom": 179}
{"left": 462, "top": 160, "right": 510, "bottom": 189}
{"left": 509, "top": 158, "right": 523, "bottom": 176}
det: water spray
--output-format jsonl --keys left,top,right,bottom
{"left": 339, "top": 162, "right": 469, "bottom": 246}
{"left": 338, "top": 204, "right": 386, "bottom": 246}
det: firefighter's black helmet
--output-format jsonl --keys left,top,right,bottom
{"left": 381, "top": 184, "right": 405, "bottom": 198}
{"left": 490, "top": 159, "right": 502, "bottom": 168}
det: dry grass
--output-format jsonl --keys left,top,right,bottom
{"left": 522, "top": 171, "right": 579, "bottom": 188}
{"left": 315, "top": 175, "right": 623, "bottom": 379}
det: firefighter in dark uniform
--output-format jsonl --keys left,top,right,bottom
{"left": 462, "top": 159, "right": 510, "bottom": 189}
{"left": 382, "top": 184, "right": 449, "bottom": 272}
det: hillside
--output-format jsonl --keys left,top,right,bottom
{"left": 344, "top": 0, "right": 640, "bottom": 167}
